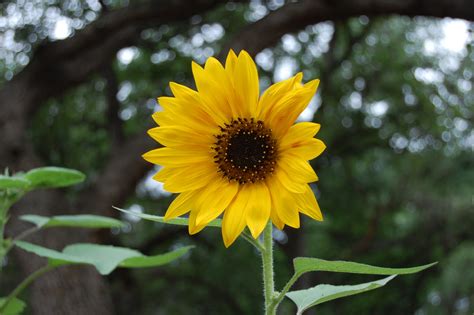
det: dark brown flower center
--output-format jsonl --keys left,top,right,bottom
{"left": 212, "top": 118, "right": 278, "bottom": 184}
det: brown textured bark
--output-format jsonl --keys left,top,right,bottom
{"left": 221, "top": 0, "right": 473, "bottom": 57}
{"left": 0, "top": 0, "right": 472, "bottom": 313}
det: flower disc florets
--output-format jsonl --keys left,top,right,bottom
{"left": 213, "top": 118, "right": 278, "bottom": 184}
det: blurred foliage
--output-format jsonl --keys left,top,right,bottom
{"left": 1, "top": 0, "right": 473, "bottom": 314}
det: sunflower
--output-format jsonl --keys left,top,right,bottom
{"left": 143, "top": 50, "right": 326, "bottom": 247}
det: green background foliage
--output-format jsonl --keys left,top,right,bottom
{"left": 0, "top": 0, "right": 473, "bottom": 314}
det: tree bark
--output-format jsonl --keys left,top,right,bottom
{"left": 222, "top": 0, "right": 473, "bottom": 57}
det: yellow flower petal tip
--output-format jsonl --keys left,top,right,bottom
{"left": 143, "top": 50, "right": 326, "bottom": 247}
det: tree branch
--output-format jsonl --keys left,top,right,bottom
{"left": 222, "top": 0, "right": 473, "bottom": 57}
{"left": 0, "top": 0, "right": 237, "bottom": 168}
{"left": 76, "top": 131, "right": 155, "bottom": 217}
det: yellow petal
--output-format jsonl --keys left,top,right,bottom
{"left": 147, "top": 126, "right": 213, "bottom": 148}
{"left": 153, "top": 99, "right": 217, "bottom": 134}
{"left": 164, "top": 191, "right": 197, "bottom": 220}
{"left": 188, "top": 209, "right": 207, "bottom": 235}
{"left": 157, "top": 95, "right": 208, "bottom": 125}
{"left": 194, "top": 178, "right": 239, "bottom": 226}
{"left": 222, "top": 185, "right": 252, "bottom": 247}
{"left": 274, "top": 167, "right": 307, "bottom": 193}
{"left": 245, "top": 182, "right": 271, "bottom": 238}
{"left": 168, "top": 81, "right": 197, "bottom": 100}
{"left": 152, "top": 110, "right": 173, "bottom": 126}
{"left": 278, "top": 155, "right": 318, "bottom": 183}
{"left": 152, "top": 167, "right": 174, "bottom": 182}
{"left": 225, "top": 49, "right": 238, "bottom": 79}
{"left": 270, "top": 209, "right": 285, "bottom": 230}
{"left": 257, "top": 72, "right": 303, "bottom": 119}
{"left": 279, "top": 122, "right": 321, "bottom": 151}
{"left": 192, "top": 61, "right": 231, "bottom": 125}
{"left": 168, "top": 82, "right": 217, "bottom": 127}
{"left": 267, "top": 176, "right": 300, "bottom": 228}
{"left": 286, "top": 138, "right": 326, "bottom": 161}
{"left": 233, "top": 50, "right": 259, "bottom": 117}
{"left": 204, "top": 57, "right": 241, "bottom": 118}
{"left": 267, "top": 79, "right": 320, "bottom": 137}
{"left": 142, "top": 147, "right": 209, "bottom": 166}
{"left": 295, "top": 185, "right": 323, "bottom": 221}
{"left": 163, "top": 163, "right": 217, "bottom": 193}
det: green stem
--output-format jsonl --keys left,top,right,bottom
{"left": 269, "top": 273, "right": 300, "bottom": 311}
{"left": 0, "top": 265, "right": 55, "bottom": 313}
{"left": 0, "top": 200, "right": 8, "bottom": 265}
{"left": 1, "top": 226, "right": 40, "bottom": 259}
{"left": 13, "top": 226, "right": 40, "bottom": 243}
{"left": 0, "top": 197, "right": 7, "bottom": 239}
{"left": 0, "top": 190, "right": 25, "bottom": 267}
{"left": 262, "top": 222, "right": 276, "bottom": 315}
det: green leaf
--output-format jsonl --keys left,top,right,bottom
{"left": 114, "top": 206, "right": 222, "bottom": 228}
{"left": 293, "top": 257, "right": 437, "bottom": 277}
{"left": 24, "top": 167, "right": 85, "bottom": 188}
{"left": 120, "top": 246, "right": 193, "bottom": 268}
{"left": 20, "top": 214, "right": 125, "bottom": 229}
{"left": 0, "top": 297, "right": 26, "bottom": 315}
{"left": 14, "top": 241, "right": 91, "bottom": 267}
{"left": 286, "top": 275, "right": 396, "bottom": 315}
{"left": 0, "top": 176, "right": 30, "bottom": 190}
{"left": 62, "top": 244, "right": 142, "bottom": 274}
{"left": 14, "top": 241, "right": 192, "bottom": 275}
{"left": 278, "top": 257, "right": 437, "bottom": 311}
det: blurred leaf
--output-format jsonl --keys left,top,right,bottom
{"left": 14, "top": 241, "right": 90, "bottom": 267}
{"left": 24, "top": 167, "right": 85, "bottom": 188}
{"left": 15, "top": 241, "right": 192, "bottom": 275}
{"left": 114, "top": 206, "right": 222, "bottom": 228}
{"left": 0, "top": 297, "right": 26, "bottom": 315}
{"left": 20, "top": 214, "right": 125, "bottom": 229}
{"left": 293, "top": 257, "right": 437, "bottom": 276}
{"left": 61, "top": 244, "right": 143, "bottom": 274}
{"left": 286, "top": 275, "right": 396, "bottom": 314}
{"left": 120, "top": 246, "right": 193, "bottom": 268}
{"left": 0, "top": 176, "right": 30, "bottom": 190}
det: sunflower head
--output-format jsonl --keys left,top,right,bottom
{"left": 143, "top": 50, "right": 326, "bottom": 247}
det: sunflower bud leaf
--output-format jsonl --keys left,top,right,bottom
{"left": 0, "top": 175, "right": 31, "bottom": 190}
{"left": 24, "top": 167, "right": 85, "bottom": 189}
{"left": 20, "top": 214, "right": 125, "bottom": 229}
{"left": 0, "top": 297, "right": 26, "bottom": 315}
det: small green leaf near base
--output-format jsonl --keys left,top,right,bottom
{"left": 0, "top": 297, "right": 26, "bottom": 315}
{"left": 20, "top": 214, "right": 125, "bottom": 229}
{"left": 23, "top": 167, "right": 85, "bottom": 188}
{"left": 0, "top": 176, "right": 30, "bottom": 190}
